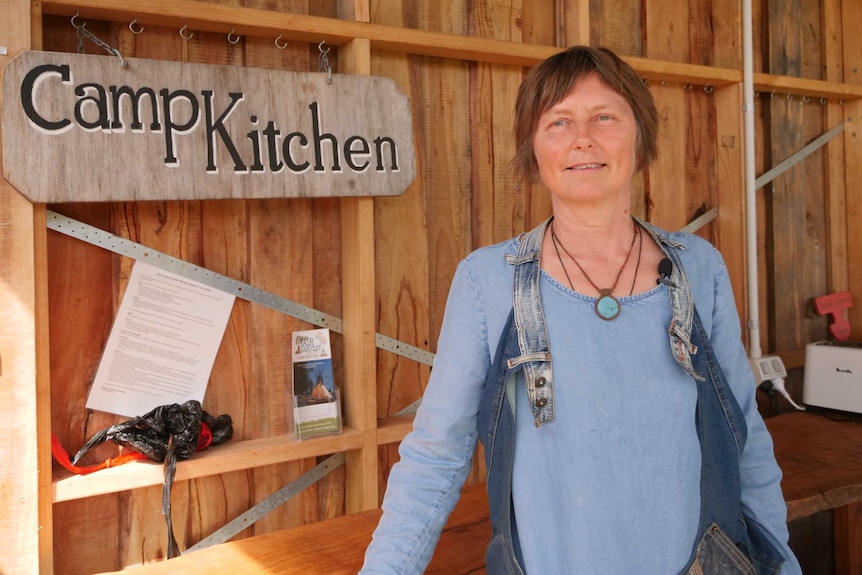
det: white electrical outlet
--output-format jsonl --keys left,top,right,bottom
{"left": 748, "top": 355, "right": 787, "bottom": 384}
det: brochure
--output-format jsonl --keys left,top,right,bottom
{"left": 291, "top": 328, "right": 342, "bottom": 440}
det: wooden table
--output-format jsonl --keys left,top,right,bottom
{"left": 765, "top": 410, "right": 862, "bottom": 574}
{"left": 99, "top": 411, "right": 862, "bottom": 575}
{"left": 98, "top": 482, "right": 490, "bottom": 575}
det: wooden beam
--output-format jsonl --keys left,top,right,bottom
{"left": 37, "top": 0, "right": 862, "bottom": 103}
{"left": 338, "top": 0, "right": 379, "bottom": 514}
{"left": 0, "top": 0, "right": 47, "bottom": 572}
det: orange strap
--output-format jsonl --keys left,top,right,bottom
{"left": 52, "top": 422, "right": 214, "bottom": 475}
{"left": 51, "top": 433, "right": 148, "bottom": 475}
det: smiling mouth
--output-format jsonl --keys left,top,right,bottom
{"left": 568, "top": 163, "right": 605, "bottom": 170}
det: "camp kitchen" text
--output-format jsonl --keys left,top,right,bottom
{"left": 20, "top": 63, "right": 401, "bottom": 175}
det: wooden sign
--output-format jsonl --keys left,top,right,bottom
{"left": 1, "top": 51, "right": 416, "bottom": 202}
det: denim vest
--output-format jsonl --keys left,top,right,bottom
{"left": 477, "top": 218, "right": 785, "bottom": 575}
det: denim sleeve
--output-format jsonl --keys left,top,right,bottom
{"left": 359, "top": 258, "right": 493, "bottom": 574}
{"left": 708, "top": 252, "right": 803, "bottom": 575}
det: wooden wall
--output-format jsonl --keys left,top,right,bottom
{"left": 1, "top": 0, "right": 860, "bottom": 573}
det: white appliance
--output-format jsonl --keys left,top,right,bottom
{"left": 803, "top": 340, "right": 862, "bottom": 414}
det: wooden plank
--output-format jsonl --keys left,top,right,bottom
{"left": 710, "top": 0, "right": 747, "bottom": 337}
{"left": 802, "top": 2, "right": 829, "bottom": 346}
{"left": 245, "top": 196, "right": 316, "bottom": 534}
{"left": 93, "top": 481, "right": 491, "bottom": 575}
{"left": 41, "top": 0, "right": 558, "bottom": 65}
{"left": 645, "top": 2, "right": 687, "bottom": 231}
{"left": 1, "top": 50, "right": 416, "bottom": 203}
{"left": 53, "top": 428, "right": 364, "bottom": 502}
{"left": 591, "top": 0, "right": 641, "bottom": 57}
{"left": 370, "top": 1, "right": 431, "bottom": 427}
{"left": 0, "top": 0, "right": 44, "bottom": 572}
{"left": 523, "top": 0, "right": 558, "bottom": 227}
{"left": 834, "top": 500, "right": 862, "bottom": 575}
{"left": 821, "top": 0, "right": 849, "bottom": 299}
{"left": 767, "top": 412, "right": 862, "bottom": 521}
{"left": 0, "top": 187, "right": 43, "bottom": 575}
{"left": 766, "top": 0, "right": 807, "bottom": 352}
{"left": 338, "top": 25, "right": 380, "bottom": 513}
{"left": 193, "top": 199, "right": 254, "bottom": 545}
{"left": 714, "top": 84, "right": 748, "bottom": 339}
{"left": 469, "top": 0, "right": 523, "bottom": 246}
{"left": 470, "top": 64, "right": 522, "bottom": 245}
{"left": 842, "top": 2, "right": 862, "bottom": 338}
{"left": 47, "top": 204, "right": 119, "bottom": 575}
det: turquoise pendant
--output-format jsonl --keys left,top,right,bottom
{"left": 595, "top": 290, "right": 620, "bottom": 320}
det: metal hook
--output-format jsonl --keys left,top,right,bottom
{"left": 703, "top": 84, "right": 714, "bottom": 94}
{"left": 71, "top": 11, "right": 84, "bottom": 29}
{"left": 683, "top": 83, "right": 693, "bottom": 91}
{"left": 770, "top": 90, "right": 777, "bottom": 100}
{"left": 802, "top": 96, "right": 810, "bottom": 104}
{"left": 275, "top": 35, "right": 288, "bottom": 49}
{"left": 180, "top": 23, "right": 194, "bottom": 40}
{"left": 129, "top": 18, "right": 143, "bottom": 35}
{"left": 318, "top": 39, "right": 332, "bottom": 84}
{"left": 227, "top": 29, "right": 241, "bottom": 45}
{"left": 820, "top": 97, "right": 827, "bottom": 105}
{"left": 786, "top": 92, "right": 793, "bottom": 101}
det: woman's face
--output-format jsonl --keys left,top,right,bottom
{"left": 532, "top": 73, "right": 639, "bottom": 207}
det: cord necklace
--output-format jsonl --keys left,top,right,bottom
{"left": 551, "top": 219, "right": 639, "bottom": 320}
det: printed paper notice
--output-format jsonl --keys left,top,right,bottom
{"left": 86, "top": 261, "right": 235, "bottom": 417}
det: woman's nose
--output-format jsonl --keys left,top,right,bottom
{"left": 570, "top": 122, "right": 594, "bottom": 149}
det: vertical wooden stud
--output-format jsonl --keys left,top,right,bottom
{"left": 338, "top": 0, "right": 379, "bottom": 514}
{"left": 0, "top": 1, "right": 49, "bottom": 573}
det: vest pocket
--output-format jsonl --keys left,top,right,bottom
{"left": 485, "top": 532, "right": 522, "bottom": 575}
{"left": 692, "top": 523, "right": 756, "bottom": 575}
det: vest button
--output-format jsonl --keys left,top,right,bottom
{"left": 535, "top": 377, "right": 546, "bottom": 388}
{"left": 535, "top": 397, "right": 548, "bottom": 408}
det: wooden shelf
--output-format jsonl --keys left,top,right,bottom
{"left": 377, "top": 414, "right": 415, "bottom": 446}
{"left": 754, "top": 72, "right": 862, "bottom": 101}
{"left": 52, "top": 426, "right": 364, "bottom": 503}
{"left": 39, "top": 0, "right": 862, "bottom": 102}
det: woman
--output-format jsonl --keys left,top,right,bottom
{"left": 360, "top": 45, "right": 801, "bottom": 575}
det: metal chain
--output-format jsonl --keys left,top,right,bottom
{"left": 71, "top": 14, "right": 127, "bottom": 68}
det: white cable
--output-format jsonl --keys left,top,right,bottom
{"left": 770, "top": 377, "right": 806, "bottom": 411}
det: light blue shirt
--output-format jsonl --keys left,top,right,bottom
{"left": 360, "top": 231, "right": 801, "bottom": 575}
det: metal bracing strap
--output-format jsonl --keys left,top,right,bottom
{"left": 755, "top": 122, "right": 845, "bottom": 190}
{"left": 186, "top": 452, "right": 345, "bottom": 552}
{"left": 46, "top": 210, "right": 435, "bottom": 367}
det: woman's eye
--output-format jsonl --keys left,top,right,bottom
{"left": 597, "top": 114, "right": 612, "bottom": 121}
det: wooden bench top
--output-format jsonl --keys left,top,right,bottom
{"left": 766, "top": 410, "right": 862, "bottom": 521}
{"left": 97, "top": 482, "right": 490, "bottom": 575}
{"left": 97, "top": 411, "right": 862, "bottom": 574}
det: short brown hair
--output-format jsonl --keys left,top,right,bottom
{"left": 511, "top": 45, "right": 658, "bottom": 184}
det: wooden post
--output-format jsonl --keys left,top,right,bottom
{"left": 338, "top": 0, "right": 379, "bottom": 514}
{"left": 0, "top": 1, "right": 51, "bottom": 573}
